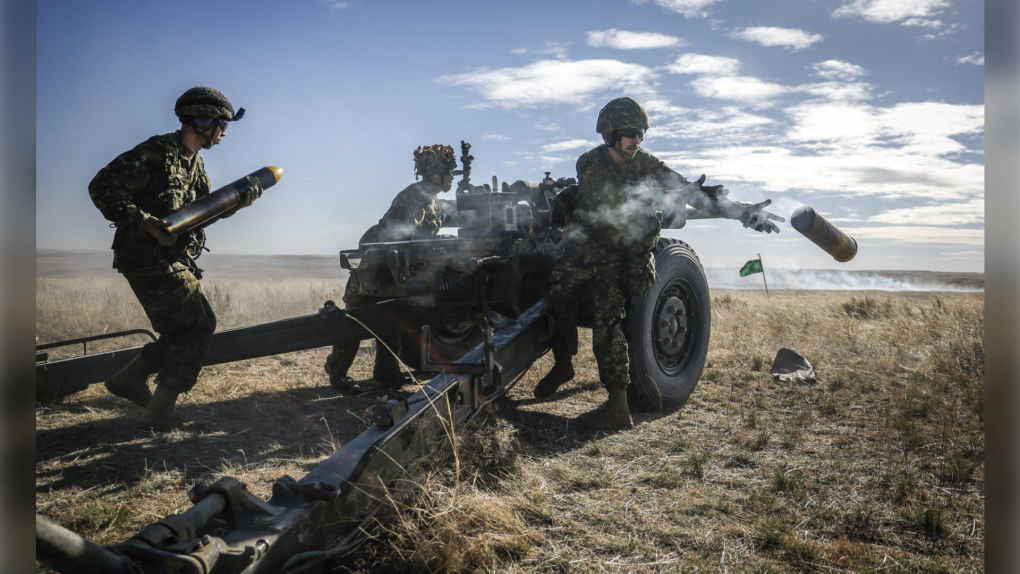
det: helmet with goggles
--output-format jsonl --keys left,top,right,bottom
{"left": 174, "top": 86, "right": 244, "bottom": 124}
{"left": 595, "top": 97, "right": 649, "bottom": 145}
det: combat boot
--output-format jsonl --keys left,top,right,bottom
{"left": 533, "top": 355, "right": 575, "bottom": 399}
{"left": 329, "top": 372, "right": 362, "bottom": 396}
{"left": 104, "top": 355, "right": 157, "bottom": 408}
{"left": 370, "top": 339, "right": 409, "bottom": 390}
{"left": 371, "top": 364, "right": 409, "bottom": 390}
{"left": 140, "top": 384, "right": 181, "bottom": 431}
{"left": 572, "top": 387, "right": 633, "bottom": 432}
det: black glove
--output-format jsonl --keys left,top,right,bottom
{"left": 738, "top": 200, "right": 785, "bottom": 234}
{"left": 694, "top": 174, "right": 728, "bottom": 200}
{"left": 238, "top": 175, "right": 264, "bottom": 207}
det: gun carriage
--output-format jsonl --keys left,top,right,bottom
{"left": 36, "top": 142, "right": 763, "bottom": 573}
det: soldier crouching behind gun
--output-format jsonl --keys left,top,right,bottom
{"left": 535, "top": 97, "right": 784, "bottom": 431}
{"left": 89, "top": 86, "right": 262, "bottom": 430}
{"left": 323, "top": 144, "right": 456, "bottom": 395}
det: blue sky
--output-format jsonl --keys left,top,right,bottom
{"left": 36, "top": 0, "right": 985, "bottom": 272}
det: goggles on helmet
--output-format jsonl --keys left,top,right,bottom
{"left": 192, "top": 107, "right": 245, "bottom": 131}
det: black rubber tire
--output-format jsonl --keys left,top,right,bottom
{"left": 626, "top": 238, "right": 711, "bottom": 411}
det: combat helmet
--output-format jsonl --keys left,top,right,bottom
{"left": 413, "top": 144, "right": 457, "bottom": 180}
{"left": 595, "top": 97, "right": 649, "bottom": 145}
{"left": 174, "top": 86, "right": 245, "bottom": 122}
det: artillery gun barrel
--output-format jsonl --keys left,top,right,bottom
{"left": 162, "top": 166, "right": 284, "bottom": 235}
{"left": 791, "top": 206, "right": 858, "bottom": 262}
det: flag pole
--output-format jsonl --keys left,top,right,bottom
{"left": 758, "top": 253, "right": 769, "bottom": 296}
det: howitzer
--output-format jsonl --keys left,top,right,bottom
{"left": 37, "top": 143, "right": 832, "bottom": 573}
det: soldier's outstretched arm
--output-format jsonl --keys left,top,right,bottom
{"left": 660, "top": 169, "right": 784, "bottom": 234}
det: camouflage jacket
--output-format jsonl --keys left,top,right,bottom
{"left": 359, "top": 181, "right": 443, "bottom": 245}
{"left": 89, "top": 131, "right": 212, "bottom": 274}
{"left": 567, "top": 144, "right": 688, "bottom": 258}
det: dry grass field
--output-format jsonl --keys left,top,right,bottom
{"left": 36, "top": 273, "right": 984, "bottom": 573}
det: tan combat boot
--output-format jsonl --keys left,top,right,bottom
{"left": 104, "top": 355, "right": 157, "bottom": 408}
{"left": 140, "top": 384, "right": 181, "bottom": 431}
{"left": 572, "top": 387, "right": 633, "bottom": 431}
{"left": 533, "top": 355, "right": 575, "bottom": 399}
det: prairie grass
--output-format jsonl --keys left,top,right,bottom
{"left": 36, "top": 281, "right": 984, "bottom": 573}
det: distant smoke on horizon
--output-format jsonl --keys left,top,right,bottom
{"left": 707, "top": 267, "right": 984, "bottom": 292}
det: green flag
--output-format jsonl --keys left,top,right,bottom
{"left": 739, "top": 258, "right": 763, "bottom": 277}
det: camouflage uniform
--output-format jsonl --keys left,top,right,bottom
{"left": 89, "top": 131, "right": 216, "bottom": 393}
{"left": 324, "top": 181, "right": 443, "bottom": 380}
{"left": 548, "top": 143, "right": 684, "bottom": 391}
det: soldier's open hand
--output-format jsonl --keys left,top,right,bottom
{"left": 139, "top": 213, "right": 177, "bottom": 246}
{"left": 738, "top": 200, "right": 785, "bottom": 234}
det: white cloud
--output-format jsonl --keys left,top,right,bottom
{"left": 841, "top": 226, "right": 984, "bottom": 246}
{"left": 534, "top": 120, "right": 563, "bottom": 133}
{"left": 634, "top": 0, "right": 722, "bottom": 18}
{"left": 542, "top": 139, "right": 597, "bottom": 153}
{"left": 653, "top": 98, "right": 984, "bottom": 201}
{"left": 654, "top": 107, "right": 774, "bottom": 144}
{"left": 799, "top": 81, "right": 873, "bottom": 102}
{"left": 669, "top": 54, "right": 871, "bottom": 107}
{"left": 691, "top": 75, "right": 790, "bottom": 104}
{"left": 786, "top": 101, "right": 984, "bottom": 156}
{"left": 918, "top": 22, "right": 964, "bottom": 41}
{"left": 667, "top": 53, "right": 741, "bottom": 76}
{"left": 902, "top": 17, "right": 943, "bottom": 28}
{"left": 586, "top": 29, "right": 685, "bottom": 50}
{"left": 642, "top": 98, "right": 694, "bottom": 120}
{"left": 438, "top": 59, "right": 656, "bottom": 109}
{"left": 536, "top": 42, "right": 571, "bottom": 59}
{"left": 810, "top": 60, "right": 868, "bottom": 81}
{"left": 868, "top": 199, "right": 984, "bottom": 225}
{"left": 832, "top": 0, "right": 950, "bottom": 25}
{"left": 484, "top": 133, "right": 510, "bottom": 141}
{"left": 731, "top": 26, "right": 824, "bottom": 51}
{"left": 957, "top": 52, "right": 984, "bottom": 66}
{"left": 508, "top": 42, "right": 570, "bottom": 59}
{"left": 320, "top": 0, "right": 350, "bottom": 9}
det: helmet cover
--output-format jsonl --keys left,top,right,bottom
{"left": 595, "top": 97, "right": 649, "bottom": 134}
{"left": 175, "top": 86, "right": 239, "bottom": 121}
{"left": 413, "top": 144, "right": 457, "bottom": 179}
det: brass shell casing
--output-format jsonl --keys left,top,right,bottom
{"left": 791, "top": 206, "right": 858, "bottom": 262}
{"left": 163, "top": 166, "right": 283, "bottom": 235}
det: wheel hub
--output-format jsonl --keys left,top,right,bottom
{"left": 652, "top": 280, "right": 699, "bottom": 375}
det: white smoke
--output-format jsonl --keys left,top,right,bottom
{"left": 708, "top": 267, "right": 983, "bottom": 292}
{"left": 570, "top": 176, "right": 690, "bottom": 248}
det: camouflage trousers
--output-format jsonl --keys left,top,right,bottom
{"left": 323, "top": 273, "right": 403, "bottom": 380}
{"left": 547, "top": 255, "right": 632, "bottom": 391}
{"left": 124, "top": 264, "right": 216, "bottom": 393}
